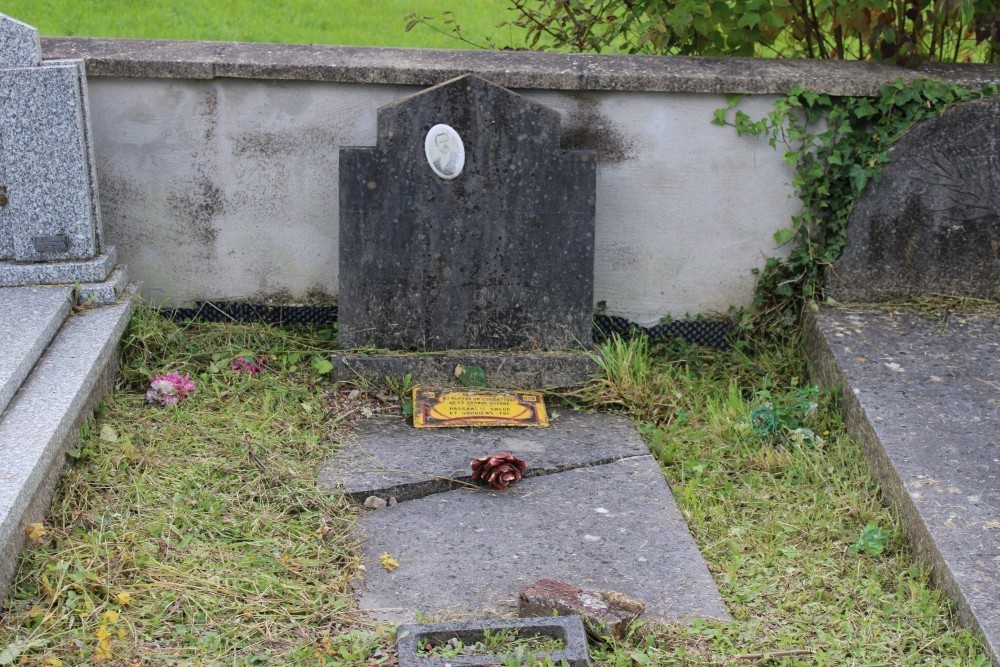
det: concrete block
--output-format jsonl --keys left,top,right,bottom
{"left": 331, "top": 350, "right": 599, "bottom": 390}
{"left": 0, "top": 286, "right": 72, "bottom": 415}
{"left": 76, "top": 266, "right": 130, "bottom": 306}
{"left": 0, "top": 300, "right": 131, "bottom": 600}
{"left": 396, "top": 616, "right": 590, "bottom": 667}
{"left": 319, "top": 412, "right": 648, "bottom": 503}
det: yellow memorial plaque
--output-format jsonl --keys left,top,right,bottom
{"left": 412, "top": 388, "right": 550, "bottom": 428}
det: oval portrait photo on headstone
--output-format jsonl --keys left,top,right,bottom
{"left": 424, "top": 124, "right": 465, "bottom": 180}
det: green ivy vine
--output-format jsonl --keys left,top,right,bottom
{"left": 713, "top": 79, "right": 1000, "bottom": 334}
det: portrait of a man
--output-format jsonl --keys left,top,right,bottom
{"left": 424, "top": 124, "right": 465, "bottom": 180}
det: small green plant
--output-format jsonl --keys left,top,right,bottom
{"left": 501, "top": 650, "right": 570, "bottom": 667}
{"left": 748, "top": 383, "right": 823, "bottom": 448}
{"left": 455, "top": 364, "right": 489, "bottom": 388}
{"left": 573, "top": 334, "right": 685, "bottom": 426}
{"left": 310, "top": 354, "right": 334, "bottom": 375}
{"left": 385, "top": 372, "right": 415, "bottom": 415}
{"left": 853, "top": 523, "right": 892, "bottom": 555}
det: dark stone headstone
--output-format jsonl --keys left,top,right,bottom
{"left": 828, "top": 99, "right": 1000, "bottom": 301}
{"left": 339, "top": 75, "right": 596, "bottom": 350}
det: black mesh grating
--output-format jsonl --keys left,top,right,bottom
{"left": 160, "top": 302, "right": 732, "bottom": 347}
{"left": 593, "top": 315, "right": 733, "bottom": 348}
{"left": 162, "top": 301, "right": 338, "bottom": 326}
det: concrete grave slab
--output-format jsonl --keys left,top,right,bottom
{"left": 319, "top": 412, "right": 649, "bottom": 502}
{"left": 396, "top": 616, "right": 590, "bottom": 667}
{"left": 352, "top": 455, "right": 729, "bottom": 624}
{"left": 0, "top": 14, "right": 41, "bottom": 69}
{"left": 339, "top": 74, "right": 595, "bottom": 350}
{"left": 827, "top": 99, "right": 1000, "bottom": 301}
{"left": 805, "top": 306, "right": 999, "bottom": 665}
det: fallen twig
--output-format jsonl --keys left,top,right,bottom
{"left": 249, "top": 447, "right": 268, "bottom": 471}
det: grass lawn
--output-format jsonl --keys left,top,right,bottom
{"left": 2, "top": 0, "right": 520, "bottom": 49}
{"left": 0, "top": 309, "right": 990, "bottom": 665}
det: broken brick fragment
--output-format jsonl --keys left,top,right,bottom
{"left": 518, "top": 578, "right": 644, "bottom": 638}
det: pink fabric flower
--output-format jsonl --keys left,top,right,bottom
{"left": 231, "top": 356, "right": 267, "bottom": 374}
{"left": 146, "top": 372, "right": 196, "bottom": 406}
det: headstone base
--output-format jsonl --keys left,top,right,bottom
{"left": 330, "top": 350, "right": 599, "bottom": 390}
{"left": 0, "top": 247, "right": 117, "bottom": 287}
{"left": 75, "top": 267, "right": 131, "bottom": 306}
{"left": 0, "top": 251, "right": 128, "bottom": 306}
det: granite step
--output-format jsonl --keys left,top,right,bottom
{"left": 0, "top": 299, "right": 131, "bottom": 599}
{"left": 0, "top": 286, "right": 73, "bottom": 417}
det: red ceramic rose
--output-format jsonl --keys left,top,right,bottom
{"left": 471, "top": 452, "right": 527, "bottom": 491}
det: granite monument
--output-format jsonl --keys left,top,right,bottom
{"left": 0, "top": 13, "right": 120, "bottom": 299}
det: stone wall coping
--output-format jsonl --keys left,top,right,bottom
{"left": 41, "top": 36, "right": 1000, "bottom": 96}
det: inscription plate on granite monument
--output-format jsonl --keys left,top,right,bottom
{"left": 339, "top": 75, "right": 596, "bottom": 351}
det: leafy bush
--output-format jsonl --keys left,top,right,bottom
{"left": 495, "top": 0, "right": 1000, "bottom": 64}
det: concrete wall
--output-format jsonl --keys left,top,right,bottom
{"left": 42, "top": 38, "right": 1000, "bottom": 324}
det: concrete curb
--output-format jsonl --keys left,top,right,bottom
{"left": 803, "top": 306, "right": 999, "bottom": 667}
{"left": 0, "top": 299, "right": 131, "bottom": 599}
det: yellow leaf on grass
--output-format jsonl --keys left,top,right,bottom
{"left": 25, "top": 522, "right": 46, "bottom": 543}
{"left": 115, "top": 591, "right": 132, "bottom": 606}
{"left": 103, "top": 610, "right": 119, "bottom": 624}
{"left": 93, "top": 624, "right": 114, "bottom": 662}
{"left": 379, "top": 552, "right": 399, "bottom": 571}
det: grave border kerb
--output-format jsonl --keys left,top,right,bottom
{"left": 395, "top": 615, "right": 590, "bottom": 667}
{"left": 41, "top": 36, "right": 1000, "bottom": 96}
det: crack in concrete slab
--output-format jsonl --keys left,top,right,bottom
{"left": 318, "top": 412, "right": 653, "bottom": 506}
{"left": 337, "top": 452, "right": 652, "bottom": 504}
